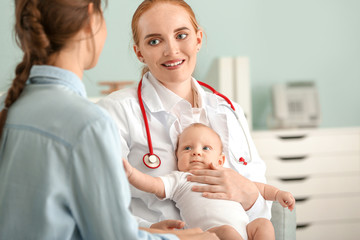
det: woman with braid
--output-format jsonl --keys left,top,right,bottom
{"left": 0, "top": 1, "right": 218, "bottom": 240}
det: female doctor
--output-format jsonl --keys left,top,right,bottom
{"left": 98, "top": 0, "right": 271, "bottom": 230}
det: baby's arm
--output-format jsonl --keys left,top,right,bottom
{"left": 254, "top": 182, "right": 295, "bottom": 211}
{"left": 122, "top": 159, "right": 166, "bottom": 198}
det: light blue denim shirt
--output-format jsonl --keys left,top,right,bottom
{"left": 0, "top": 65, "right": 178, "bottom": 240}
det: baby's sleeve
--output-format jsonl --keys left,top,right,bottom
{"left": 160, "top": 171, "right": 188, "bottom": 200}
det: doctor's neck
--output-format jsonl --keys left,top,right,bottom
{"left": 158, "top": 77, "right": 195, "bottom": 107}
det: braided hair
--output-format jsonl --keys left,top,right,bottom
{"left": 0, "top": 0, "right": 105, "bottom": 139}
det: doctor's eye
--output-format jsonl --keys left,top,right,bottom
{"left": 176, "top": 33, "right": 188, "bottom": 40}
{"left": 148, "top": 39, "right": 160, "bottom": 46}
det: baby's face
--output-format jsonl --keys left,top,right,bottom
{"left": 176, "top": 125, "right": 224, "bottom": 172}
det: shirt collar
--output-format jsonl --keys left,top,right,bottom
{"left": 141, "top": 72, "right": 189, "bottom": 112}
{"left": 192, "top": 80, "right": 202, "bottom": 108}
{"left": 141, "top": 71, "right": 221, "bottom": 113}
{"left": 27, "top": 65, "right": 87, "bottom": 98}
{"left": 193, "top": 80, "right": 224, "bottom": 111}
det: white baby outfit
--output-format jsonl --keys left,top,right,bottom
{"left": 160, "top": 171, "right": 249, "bottom": 240}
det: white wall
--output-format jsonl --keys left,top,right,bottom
{"left": 1, "top": 0, "right": 359, "bottom": 129}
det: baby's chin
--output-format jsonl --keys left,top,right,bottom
{"left": 187, "top": 165, "right": 211, "bottom": 171}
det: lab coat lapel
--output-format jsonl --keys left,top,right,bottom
{"left": 207, "top": 104, "right": 230, "bottom": 155}
{"left": 141, "top": 76, "right": 165, "bottom": 113}
{"left": 141, "top": 75, "right": 180, "bottom": 151}
{"left": 194, "top": 81, "right": 231, "bottom": 155}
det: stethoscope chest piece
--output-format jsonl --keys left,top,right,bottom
{"left": 143, "top": 153, "right": 161, "bottom": 169}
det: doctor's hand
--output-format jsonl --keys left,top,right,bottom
{"left": 187, "top": 163, "right": 259, "bottom": 210}
{"left": 150, "top": 219, "right": 185, "bottom": 230}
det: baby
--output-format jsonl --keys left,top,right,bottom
{"left": 123, "top": 123, "right": 295, "bottom": 240}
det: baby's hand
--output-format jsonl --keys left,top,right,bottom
{"left": 122, "top": 158, "right": 133, "bottom": 178}
{"left": 276, "top": 191, "right": 295, "bottom": 211}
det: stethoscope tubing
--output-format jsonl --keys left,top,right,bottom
{"left": 197, "top": 81, "right": 235, "bottom": 111}
{"left": 137, "top": 78, "right": 250, "bottom": 168}
{"left": 137, "top": 79, "right": 154, "bottom": 156}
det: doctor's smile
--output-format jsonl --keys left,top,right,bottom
{"left": 162, "top": 59, "right": 185, "bottom": 69}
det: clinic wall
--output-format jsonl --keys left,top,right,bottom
{"left": 1, "top": 0, "right": 359, "bottom": 130}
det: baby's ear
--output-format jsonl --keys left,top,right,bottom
{"left": 218, "top": 154, "right": 225, "bottom": 166}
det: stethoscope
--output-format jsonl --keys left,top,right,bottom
{"left": 137, "top": 78, "right": 252, "bottom": 169}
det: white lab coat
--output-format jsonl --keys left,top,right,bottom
{"left": 97, "top": 72, "right": 271, "bottom": 228}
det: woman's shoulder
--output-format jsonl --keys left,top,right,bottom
{"left": 5, "top": 86, "right": 116, "bottom": 147}
{"left": 54, "top": 94, "right": 122, "bottom": 147}
{"left": 53, "top": 91, "right": 115, "bottom": 131}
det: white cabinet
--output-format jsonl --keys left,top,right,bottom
{"left": 252, "top": 127, "right": 360, "bottom": 240}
